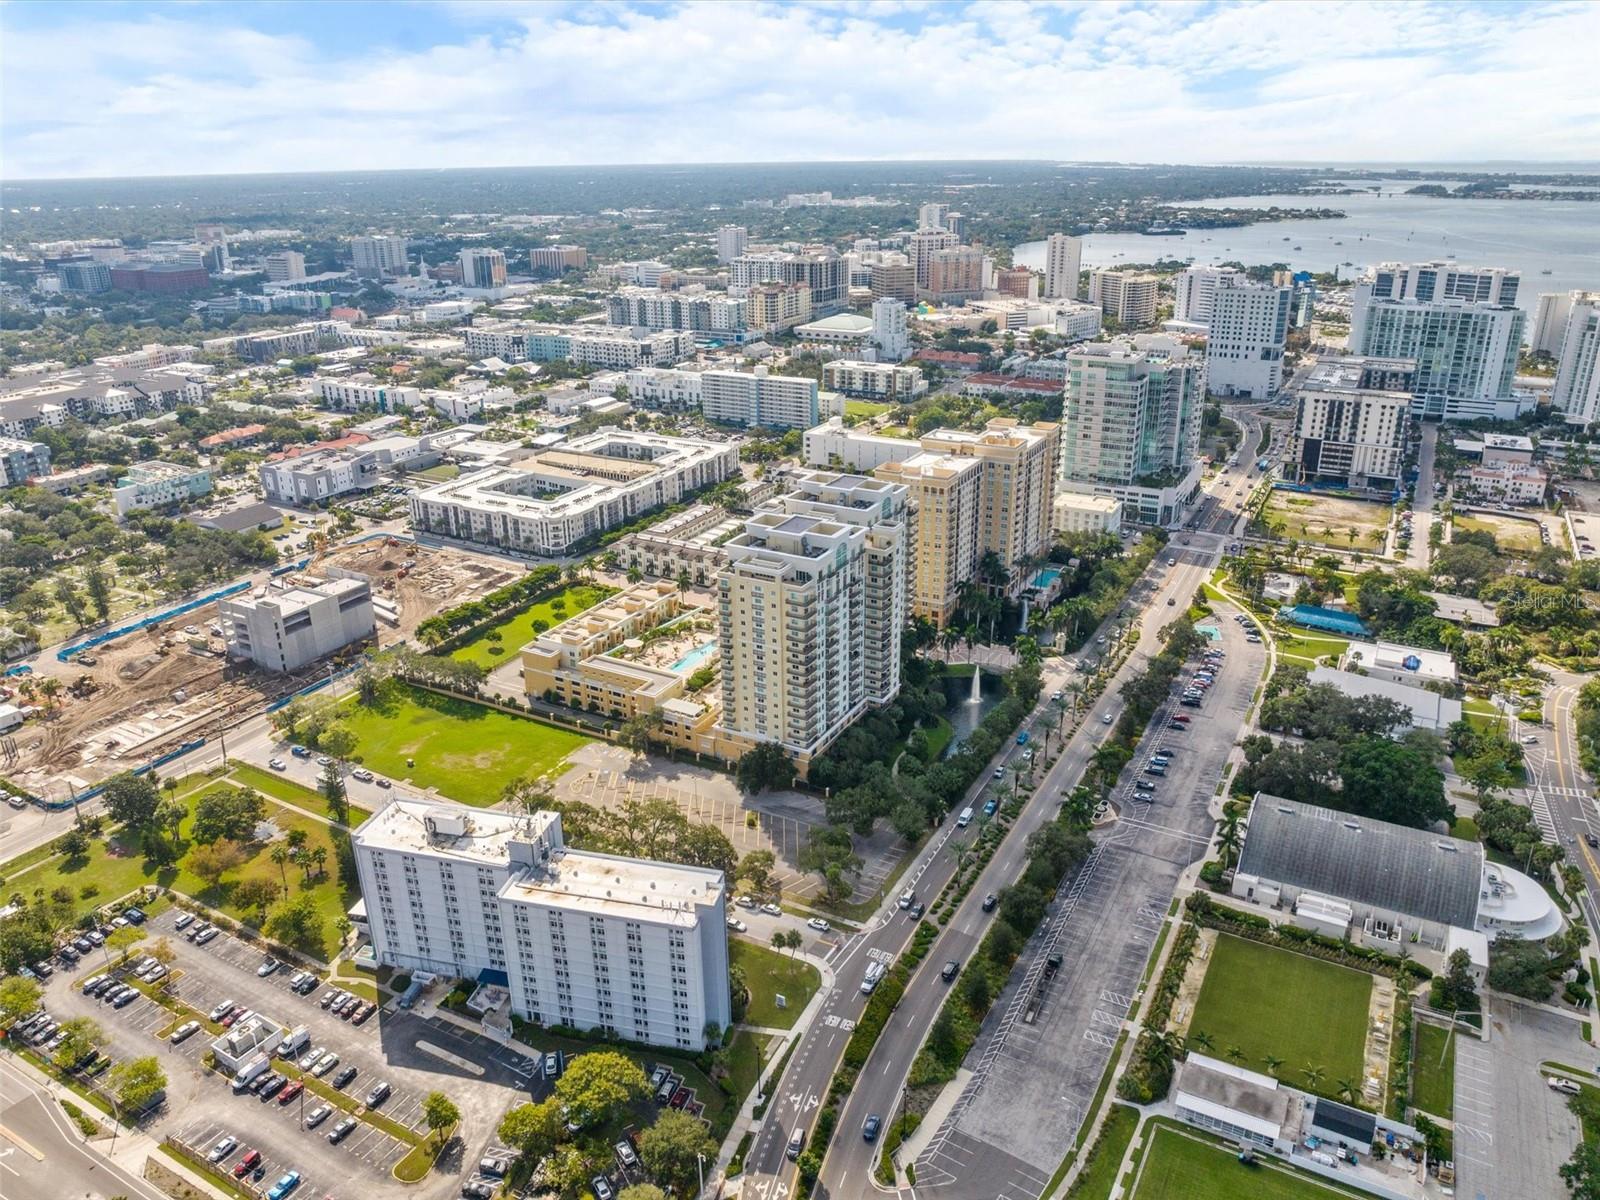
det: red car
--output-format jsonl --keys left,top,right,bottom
{"left": 233, "top": 1150, "right": 262, "bottom": 1179}
{"left": 670, "top": 1087, "right": 690, "bottom": 1109}
{"left": 220, "top": 1006, "right": 247, "bottom": 1027}
{"left": 278, "top": 1080, "right": 305, "bottom": 1105}
{"left": 351, "top": 1002, "right": 376, "bottom": 1026}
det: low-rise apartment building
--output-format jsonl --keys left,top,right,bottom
{"left": 821, "top": 361, "right": 927, "bottom": 402}
{"left": 0, "top": 438, "right": 51, "bottom": 487}
{"left": 260, "top": 448, "right": 381, "bottom": 506}
{"left": 112, "top": 460, "right": 213, "bottom": 517}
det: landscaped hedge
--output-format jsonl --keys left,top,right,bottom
{"left": 415, "top": 563, "right": 563, "bottom": 646}
{"left": 1116, "top": 920, "right": 1199, "bottom": 1104}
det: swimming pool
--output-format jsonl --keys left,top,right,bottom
{"left": 672, "top": 641, "right": 719, "bottom": 673}
{"left": 1032, "top": 566, "right": 1063, "bottom": 589}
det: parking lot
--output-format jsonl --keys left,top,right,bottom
{"left": 913, "top": 610, "right": 1266, "bottom": 1200}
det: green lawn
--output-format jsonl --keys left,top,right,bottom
{"left": 340, "top": 684, "right": 594, "bottom": 803}
{"left": 414, "top": 464, "right": 460, "bottom": 482}
{"left": 731, "top": 938, "right": 821, "bottom": 1029}
{"left": 725, "top": 1030, "right": 774, "bottom": 1111}
{"left": 224, "top": 761, "right": 370, "bottom": 825}
{"left": 1271, "top": 627, "right": 1351, "bottom": 668}
{"left": 1131, "top": 1124, "right": 1366, "bottom": 1200}
{"left": 1411, "top": 1022, "right": 1456, "bottom": 1118}
{"left": 1187, "top": 936, "right": 1371, "bottom": 1102}
{"left": 451, "top": 583, "right": 615, "bottom": 668}
{"left": 1, "top": 785, "right": 354, "bottom": 959}
{"left": 1462, "top": 696, "right": 1507, "bottom": 731}
{"left": 845, "top": 400, "right": 894, "bottom": 419}
{"left": 1066, "top": 1105, "right": 1139, "bottom": 1200}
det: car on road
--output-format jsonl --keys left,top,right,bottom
{"left": 376, "top": 777, "right": 392, "bottom": 789}
{"left": 1101, "top": 713, "right": 1113, "bottom": 725}
{"left": 351, "top": 768, "right": 374, "bottom": 783}
{"left": 233, "top": 1150, "right": 262, "bottom": 1178}
{"left": 1521, "top": 734, "right": 1540, "bottom": 745}
{"left": 207, "top": 1136, "right": 238, "bottom": 1163}
{"left": 909, "top": 901, "right": 926, "bottom": 918}
{"left": 862, "top": 1114, "right": 882, "bottom": 1143}
{"left": 267, "top": 1170, "right": 301, "bottom": 1200}
{"left": 760, "top": 902, "right": 782, "bottom": 917}
{"left": 290, "top": 745, "right": 311, "bottom": 758}
{"left": 1167, "top": 597, "right": 1176, "bottom": 605}
{"left": 328, "top": 1117, "right": 357, "bottom": 1143}
{"left": 992, "top": 767, "right": 1005, "bottom": 780}
{"left": 315, "top": 755, "right": 333, "bottom": 767}
{"left": 726, "top": 918, "right": 747, "bottom": 933}
{"left": 170, "top": 1020, "right": 201, "bottom": 1044}
{"left": 982, "top": 892, "right": 997, "bottom": 912}
{"left": 366, "top": 1081, "right": 392, "bottom": 1107}
{"left": 305, "top": 1103, "right": 332, "bottom": 1129}
{"left": 941, "top": 960, "right": 960, "bottom": 982}
{"left": 332, "top": 1065, "right": 358, "bottom": 1090}
{"left": 1588, "top": 834, "right": 1599, "bottom": 850}
{"left": 807, "top": 918, "right": 830, "bottom": 932}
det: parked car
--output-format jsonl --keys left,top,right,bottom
{"left": 760, "top": 902, "right": 782, "bottom": 917}
{"left": 267, "top": 1170, "right": 301, "bottom": 1200}
{"left": 807, "top": 918, "right": 830, "bottom": 932}
{"left": 170, "top": 1020, "right": 201, "bottom": 1044}
{"left": 257, "top": 956, "right": 281, "bottom": 977}
{"left": 258, "top": 1074, "right": 287, "bottom": 1100}
{"left": 616, "top": 1140, "right": 639, "bottom": 1169}
{"left": 591, "top": 1176, "right": 614, "bottom": 1200}
{"left": 233, "top": 1150, "right": 262, "bottom": 1178}
{"left": 544, "top": 1051, "right": 563, "bottom": 1080}
{"left": 209, "top": 999, "right": 236, "bottom": 1022}
{"left": 332, "top": 1065, "right": 358, "bottom": 1090}
{"left": 268, "top": 759, "right": 288, "bottom": 771}
{"left": 352, "top": 1002, "right": 377, "bottom": 1025}
{"left": 726, "top": 918, "right": 747, "bottom": 933}
{"left": 207, "top": 1135, "right": 238, "bottom": 1163}
{"left": 305, "top": 1103, "right": 333, "bottom": 1129}
{"left": 366, "top": 1081, "right": 392, "bottom": 1107}
{"left": 278, "top": 1080, "right": 304, "bottom": 1105}
{"left": 329, "top": 1117, "right": 358, "bottom": 1143}
{"left": 195, "top": 926, "right": 220, "bottom": 945}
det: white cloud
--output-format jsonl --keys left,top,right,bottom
{"left": 2, "top": 0, "right": 1597, "bottom": 179}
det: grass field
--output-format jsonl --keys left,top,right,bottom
{"left": 1066, "top": 1105, "right": 1139, "bottom": 1200}
{"left": 340, "top": 684, "right": 594, "bottom": 803}
{"left": 731, "top": 938, "right": 821, "bottom": 1029}
{"left": 844, "top": 400, "right": 894, "bottom": 419}
{"left": 1411, "top": 1022, "right": 1456, "bottom": 1118}
{"left": 1264, "top": 492, "right": 1392, "bottom": 551}
{"left": 1455, "top": 513, "right": 1543, "bottom": 556}
{"left": 451, "top": 583, "right": 615, "bottom": 669}
{"left": 1187, "top": 936, "right": 1371, "bottom": 1101}
{"left": 1130, "top": 1124, "right": 1366, "bottom": 1200}
{"left": 413, "top": 464, "right": 460, "bottom": 482}
{"left": 224, "top": 761, "right": 372, "bottom": 826}
{"left": 1271, "top": 627, "right": 1352, "bottom": 669}
{"left": 1, "top": 784, "right": 354, "bottom": 958}
{"left": 1462, "top": 696, "right": 1508, "bottom": 731}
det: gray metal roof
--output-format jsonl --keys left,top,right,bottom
{"left": 1237, "top": 796, "right": 1483, "bottom": 929}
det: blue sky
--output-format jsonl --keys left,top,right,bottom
{"left": 3, "top": 1, "right": 1598, "bottom": 179}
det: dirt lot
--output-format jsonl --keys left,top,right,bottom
{"left": 10, "top": 544, "right": 522, "bottom": 797}
{"left": 1454, "top": 510, "right": 1546, "bottom": 556}
{"left": 1264, "top": 490, "right": 1393, "bottom": 550}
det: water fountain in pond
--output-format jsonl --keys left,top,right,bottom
{"left": 970, "top": 666, "right": 983, "bottom": 704}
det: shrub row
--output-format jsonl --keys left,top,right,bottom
{"left": 1116, "top": 920, "right": 1199, "bottom": 1105}
{"left": 414, "top": 563, "right": 563, "bottom": 646}
{"left": 1184, "top": 892, "right": 1433, "bottom": 982}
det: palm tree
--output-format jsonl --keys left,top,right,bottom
{"left": 1190, "top": 1030, "right": 1215, "bottom": 1053}
{"left": 1262, "top": 1054, "right": 1284, "bottom": 1077}
{"left": 311, "top": 846, "right": 328, "bottom": 880}
{"left": 1336, "top": 1078, "right": 1359, "bottom": 1104}
{"left": 1216, "top": 812, "right": 1243, "bottom": 866}
{"left": 1226, "top": 1045, "right": 1246, "bottom": 1065}
{"left": 270, "top": 845, "right": 290, "bottom": 890}
{"left": 1302, "top": 1063, "right": 1326, "bottom": 1092}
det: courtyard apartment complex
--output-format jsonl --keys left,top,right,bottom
{"left": 409, "top": 428, "right": 739, "bottom": 557}
{"left": 353, "top": 799, "right": 730, "bottom": 1050}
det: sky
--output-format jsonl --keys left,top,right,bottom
{"left": 3, "top": 0, "right": 1599, "bottom": 180}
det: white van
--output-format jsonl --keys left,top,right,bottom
{"left": 956, "top": 807, "right": 974, "bottom": 829}
{"left": 861, "top": 960, "right": 887, "bottom": 995}
{"left": 230, "top": 1054, "right": 272, "bottom": 1092}
{"left": 275, "top": 1025, "right": 310, "bottom": 1058}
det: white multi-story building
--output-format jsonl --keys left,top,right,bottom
{"left": 1088, "top": 270, "right": 1159, "bottom": 326}
{"left": 459, "top": 248, "right": 508, "bottom": 290}
{"left": 1352, "top": 298, "right": 1525, "bottom": 421}
{"left": 1173, "top": 266, "right": 1245, "bottom": 326}
{"left": 700, "top": 367, "right": 834, "bottom": 430}
{"left": 260, "top": 448, "right": 381, "bottom": 506}
{"left": 352, "top": 235, "right": 408, "bottom": 277}
{"left": 803, "top": 418, "right": 921, "bottom": 473}
{"left": 352, "top": 799, "right": 730, "bottom": 1050}
{"left": 462, "top": 322, "right": 694, "bottom": 370}
{"left": 409, "top": 429, "right": 738, "bottom": 557}
{"left": 729, "top": 251, "right": 847, "bottom": 312}
{"left": 1051, "top": 493, "right": 1122, "bottom": 536}
{"left": 1287, "top": 356, "right": 1414, "bottom": 489}
{"left": 1529, "top": 291, "right": 1581, "bottom": 357}
{"left": 1350, "top": 261, "right": 1519, "bottom": 344}
{"left": 314, "top": 377, "right": 423, "bottom": 413}
{"left": 821, "top": 361, "right": 927, "bottom": 402}
{"left": 918, "top": 202, "right": 950, "bottom": 231}
{"left": 112, "top": 460, "right": 213, "bottom": 517}
{"left": 0, "top": 438, "right": 50, "bottom": 487}
{"left": 1551, "top": 295, "right": 1600, "bottom": 427}
{"left": 605, "top": 288, "right": 748, "bottom": 339}
{"left": 614, "top": 366, "right": 706, "bottom": 413}
{"left": 1058, "top": 338, "right": 1204, "bottom": 527}
{"left": 716, "top": 475, "right": 908, "bottom": 761}
{"left": 1206, "top": 280, "right": 1291, "bottom": 399}
{"left": 907, "top": 229, "right": 959, "bottom": 289}
{"left": 872, "top": 298, "right": 910, "bottom": 361}
{"left": 1043, "top": 233, "right": 1083, "bottom": 301}
{"left": 715, "top": 225, "right": 748, "bottom": 265}
{"left": 218, "top": 574, "right": 375, "bottom": 672}
{"left": 263, "top": 251, "right": 306, "bottom": 282}
{"left": 1460, "top": 462, "right": 1550, "bottom": 507}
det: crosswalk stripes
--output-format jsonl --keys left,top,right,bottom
{"left": 1528, "top": 790, "right": 1559, "bottom": 843}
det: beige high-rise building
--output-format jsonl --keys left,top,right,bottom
{"left": 876, "top": 418, "right": 1059, "bottom": 625}
{"left": 716, "top": 473, "right": 909, "bottom": 763}
{"left": 1088, "top": 269, "right": 1159, "bottom": 325}
{"left": 870, "top": 262, "right": 915, "bottom": 304}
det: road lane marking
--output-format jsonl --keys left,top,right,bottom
{"left": 0, "top": 1127, "right": 43, "bottom": 1160}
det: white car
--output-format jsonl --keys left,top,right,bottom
{"left": 1101, "top": 714, "right": 1114, "bottom": 725}
{"left": 760, "top": 902, "right": 782, "bottom": 917}
{"left": 351, "top": 768, "right": 374, "bottom": 783}
{"left": 207, "top": 1135, "right": 238, "bottom": 1163}
{"left": 1521, "top": 734, "right": 1540, "bottom": 745}
{"left": 726, "top": 918, "right": 748, "bottom": 933}
{"left": 268, "top": 758, "right": 287, "bottom": 771}
{"left": 170, "top": 1020, "right": 201, "bottom": 1044}
{"left": 807, "top": 918, "right": 830, "bottom": 933}
{"left": 312, "top": 1052, "right": 340, "bottom": 1077}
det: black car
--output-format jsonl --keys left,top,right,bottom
{"left": 328, "top": 1117, "right": 358, "bottom": 1144}
{"left": 332, "top": 1065, "right": 358, "bottom": 1090}
{"left": 258, "top": 1074, "right": 287, "bottom": 1100}
{"left": 862, "top": 1115, "right": 882, "bottom": 1143}
{"left": 1587, "top": 834, "right": 1599, "bottom": 850}
{"left": 981, "top": 893, "right": 997, "bottom": 913}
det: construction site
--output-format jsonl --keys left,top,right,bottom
{"left": 4, "top": 539, "right": 521, "bottom": 801}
